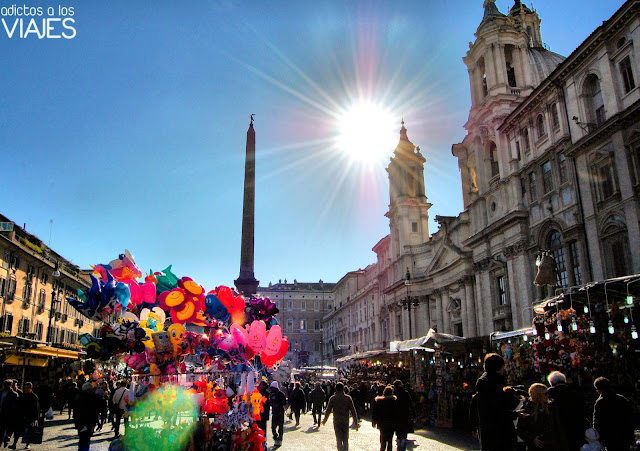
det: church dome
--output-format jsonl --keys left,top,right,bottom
{"left": 525, "top": 47, "right": 566, "bottom": 86}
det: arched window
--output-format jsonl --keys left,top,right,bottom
{"left": 489, "top": 141, "right": 499, "bottom": 178}
{"left": 584, "top": 74, "right": 605, "bottom": 128}
{"left": 548, "top": 230, "right": 568, "bottom": 287}
{"left": 537, "top": 114, "right": 546, "bottom": 138}
{"left": 601, "top": 215, "right": 631, "bottom": 278}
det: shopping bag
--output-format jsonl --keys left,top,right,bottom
{"left": 45, "top": 406, "right": 54, "bottom": 420}
{"left": 23, "top": 423, "right": 43, "bottom": 444}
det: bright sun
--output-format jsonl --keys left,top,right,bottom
{"left": 336, "top": 102, "right": 398, "bottom": 164}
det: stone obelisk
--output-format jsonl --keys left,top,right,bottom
{"left": 234, "top": 115, "right": 259, "bottom": 296}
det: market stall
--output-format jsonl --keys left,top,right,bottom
{"left": 492, "top": 274, "right": 640, "bottom": 419}
{"left": 391, "top": 329, "right": 488, "bottom": 430}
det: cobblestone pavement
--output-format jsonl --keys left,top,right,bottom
{"left": 24, "top": 410, "right": 480, "bottom": 450}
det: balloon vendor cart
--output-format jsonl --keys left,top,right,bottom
{"left": 72, "top": 251, "right": 288, "bottom": 451}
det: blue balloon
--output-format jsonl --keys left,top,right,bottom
{"left": 204, "top": 293, "right": 230, "bottom": 322}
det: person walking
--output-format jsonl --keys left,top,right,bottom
{"left": 97, "top": 381, "right": 109, "bottom": 431}
{"left": 6, "top": 382, "right": 23, "bottom": 450}
{"left": 110, "top": 381, "right": 129, "bottom": 439}
{"left": 472, "top": 353, "right": 521, "bottom": 451}
{"left": 546, "top": 371, "right": 587, "bottom": 451}
{"left": 269, "top": 381, "right": 287, "bottom": 448}
{"left": 33, "top": 380, "right": 52, "bottom": 428}
{"left": 393, "top": 380, "right": 415, "bottom": 451}
{"left": 63, "top": 381, "right": 78, "bottom": 420}
{"left": 516, "top": 383, "right": 567, "bottom": 451}
{"left": 372, "top": 385, "right": 398, "bottom": 451}
{"left": 0, "top": 380, "right": 19, "bottom": 448}
{"left": 19, "top": 382, "right": 40, "bottom": 450}
{"left": 592, "top": 376, "right": 634, "bottom": 451}
{"left": 303, "top": 382, "right": 312, "bottom": 414}
{"left": 289, "top": 382, "right": 305, "bottom": 427}
{"left": 309, "top": 382, "right": 326, "bottom": 427}
{"left": 321, "top": 382, "right": 359, "bottom": 451}
{"left": 73, "top": 382, "right": 101, "bottom": 451}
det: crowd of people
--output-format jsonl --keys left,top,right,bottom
{"left": 259, "top": 377, "right": 417, "bottom": 451}
{"left": 0, "top": 357, "right": 637, "bottom": 451}
{"left": 471, "top": 352, "right": 636, "bottom": 451}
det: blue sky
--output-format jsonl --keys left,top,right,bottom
{"left": 1, "top": 0, "right": 625, "bottom": 292}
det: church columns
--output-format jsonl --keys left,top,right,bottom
{"left": 486, "top": 44, "right": 499, "bottom": 91}
{"left": 513, "top": 46, "right": 525, "bottom": 89}
{"left": 494, "top": 44, "right": 507, "bottom": 87}
{"left": 463, "top": 276, "right": 477, "bottom": 337}
{"left": 434, "top": 289, "right": 444, "bottom": 333}
{"left": 519, "top": 46, "right": 530, "bottom": 87}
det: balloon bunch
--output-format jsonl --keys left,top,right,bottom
{"left": 72, "top": 251, "right": 290, "bottom": 376}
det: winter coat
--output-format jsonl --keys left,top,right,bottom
{"left": 547, "top": 382, "right": 588, "bottom": 451}
{"left": 372, "top": 395, "right": 397, "bottom": 432}
{"left": 289, "top": 387, "right": 305, "bottom": 410}
{"left": 592, "top": 390, "right": 634, "bottom": 451}
{"left": 474, "top": 372, "right": 519, "bottom": 451}
{"left": 393, "top": 386, "right": 415, "bottom": 436}
{"left": 517, "top": 400, "right": 567, "bottom": 451}
{"left": 269, "top": 388, "right": 287, "bottom": 423}
{"left": 20, "top": 391, "right": 40, "bottom": 425}
{"left": 73, "top": 391, "right": 101, "bottom": 432}
{"left": 0, "top": 389, "right": 19, "bottom": 427}
{"left": 309, "top": 387, "right": 325, "bottom": 407}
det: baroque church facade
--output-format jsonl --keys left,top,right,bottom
{"left": 323, "top": 0, "right": 640, "bottom": 365}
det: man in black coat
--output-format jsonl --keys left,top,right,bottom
{"left": 473, "top": 353, "right": 520, "bottom": 451}
{"left": 309, "top": 382, "right": 326, "bottom": 426}
{"left": 269, "top": 381, "right": 287, "bottom": 448}
{"left": 20, "top": 382, "right": 40, "bottom": 450}
{"left": 0, "top": 380, "right": 18, "bottom": 448}
{"left": 592, "top": 376, "right": 634, "bottom": 451}
{"left": 73, "top": 382, "right": 101, "bottom": 451}
{"left": 547, "top": 371, "right": 588, "bottom": 451}
{"left": 289, "top": 382, "right": 306, "bottom": 427}
{"left": 393, "top": 380, "right": 415, "bottom": 451}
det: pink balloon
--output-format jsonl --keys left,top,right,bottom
{"left": 263, "top": 325, "right": 283, "bottom": 356}
{"left": 230, "top": 323, "right": 248, "bottom": 347}
{"left": 247, "top": 320, "right": 266, "bottom": 354}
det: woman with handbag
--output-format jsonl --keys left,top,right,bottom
{"left": 18, "top": 382, "right": 41, "bottom": 450}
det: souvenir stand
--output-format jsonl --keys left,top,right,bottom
{"left": 492, "top": 274, "right": 640, "bottom": 412}
{"left": 67, "top": 251, "right": 290, "bottom": 451}
{"left": 393, "top": 329, "right": 487, "bottom": 430}
{"left": 336, "top": 350, "right": 407, "bottom": 385}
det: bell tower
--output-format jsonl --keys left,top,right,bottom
{"left": 386, "top": 120, "right": 431, "bottom": 258}
{"left": 453, "top": 1, "right": 564, "bottom": 207}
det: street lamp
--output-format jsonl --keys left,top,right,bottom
{"left": 46, "top": 261, "right": 60, "bottom": 343}
{"left": 403, "top": 267, "right": 413, "bottom": 339}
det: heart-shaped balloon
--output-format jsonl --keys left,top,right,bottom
{"left": 263, "top": 325, "right": 283, "bottom": 356}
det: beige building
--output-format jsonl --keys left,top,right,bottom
{"left": 257, "top": 280, "right": 335, "bottom": 367}
{"left": 0, "top": 214, "right": 99, "bottom": 348}
{"left": 323, "top": 0, "right": 640, "bottom": 365}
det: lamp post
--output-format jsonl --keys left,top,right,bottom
{"left": 46, "top": 261, "right": 60, "bottom": 344}
{"left": 403, "top": 268, "right": 413, "bottom": 339}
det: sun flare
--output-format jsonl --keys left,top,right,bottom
{"left": 336, "top": 102, "right": 398, "bottom": 164}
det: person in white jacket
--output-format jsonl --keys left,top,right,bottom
{"left": 110, "top": 381, "right": 129, "bottom": 439}
{"left": 580, "top": 428, "right": 604, "bottom": 451}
